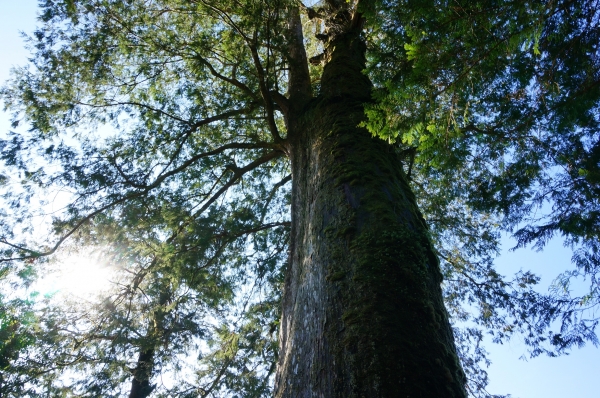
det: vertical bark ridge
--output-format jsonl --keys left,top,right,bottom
{"left": 275, "top": 31, "right": 467, "bottom": 397}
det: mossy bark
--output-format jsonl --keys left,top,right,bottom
{"left": 274, "top": 32, "right": 467, "bottom": 398}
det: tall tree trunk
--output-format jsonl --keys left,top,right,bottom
{"left": 275, "top": 31, "right": 467, "bottom": 397}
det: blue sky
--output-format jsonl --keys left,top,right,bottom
{"left": 485, "top": 235, "right": 597, "bottom": 397}
{"left": 0, "top": 1, "right": 597, "bottom": 397}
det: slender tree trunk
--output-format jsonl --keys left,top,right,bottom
{"left": 129, "top": 348, "right": 155, "bottom": 398}
{"left": 275, "top": 31, "right": 467, "bottom": 397}
{"left": 129, "top": 290, "right": 169, "bottom": 398}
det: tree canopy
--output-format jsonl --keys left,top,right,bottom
{"left": 0, "top": 0, "right": 599, "bottom": 396}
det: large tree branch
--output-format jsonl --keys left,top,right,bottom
{"left": 197, "top": 0, "right": 251, "bottom": 42}
{"left": 110, "top": 105, "right": 262, "bottom": 189}
{"left": 103, "top": 2, "right": 260, "bottom": 103}
{"left": 191, "top": 52, "right": 260, "bottom": 102}
{"left": 195, "top": 0, "right": 285, "bottom": 143}
{"left": 285, "top": 6, "right": 312, "bottom": 109}
{"left": 182, "top": 151, "right": 282, "bottom": 227}
{"left": 153, "top": 106, "right": 260, "bottom": 181}
{"left": 249, "top": 30, "right": 284, "bottom": 144}
{"left": 259, "top": 174, "right": 291, "bottom": 224}
{"left": 179, "top": 221, "right": 291, "bottom": 260}
{"left": 0, "top": 149, "right": 283, "bottom": 263}
{"left": 77, "top": 100, "right": 191, "bottom": 125}
{"left": 151, "top": 143, "right": 280, "bottom": 192}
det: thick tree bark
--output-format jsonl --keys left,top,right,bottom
{"left": 275, "top": 31, "right": 467, "bottom": 397}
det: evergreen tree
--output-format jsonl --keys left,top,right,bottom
{"left": 1, "top": 0, "right": 599, "bottom": 397}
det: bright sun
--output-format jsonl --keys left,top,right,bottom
{"left": 42, "top": 250, "right": 115, "bottom": 299}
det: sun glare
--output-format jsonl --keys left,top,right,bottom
{"left": 41, "top": 250, "right": 115, "bottom": 299}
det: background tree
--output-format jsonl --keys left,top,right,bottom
{"left": 0, "top": 0, "right": 599, "bottom": 397}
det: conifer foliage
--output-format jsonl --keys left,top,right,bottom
{"left": 0, "top": 0, "right": 599, "bottom": 397}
